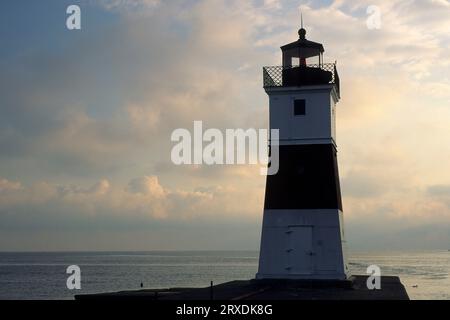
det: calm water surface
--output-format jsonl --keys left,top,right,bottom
{"left": 0, "top": 251, "right": 448, "bottom": 300}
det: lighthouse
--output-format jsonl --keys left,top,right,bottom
{"left": 77, "top": 21, "right": 413, "bottom": 301}
{"left": 256, "top": 24, "right": 349, "bottom": 280}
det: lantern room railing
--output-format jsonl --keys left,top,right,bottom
{"left": 263, "top": 63, "right": 340, "bottom": 97}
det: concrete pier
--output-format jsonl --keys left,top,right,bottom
{"left": 75, "top": 275, "right": 409, "bottom": 301}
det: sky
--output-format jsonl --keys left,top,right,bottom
{"left": 0, "top": 0, "right": 449, "bottom": 251}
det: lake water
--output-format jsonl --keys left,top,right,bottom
{"left": 0, "top": 251, "right": 448, "bottom": 300}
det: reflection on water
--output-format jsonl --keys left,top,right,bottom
{"left": 349, "top": 251, "right": 450, "bottom": 300}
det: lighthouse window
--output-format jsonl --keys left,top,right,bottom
{"left": 294, "top": 99, "right": 306, "bottom": 116}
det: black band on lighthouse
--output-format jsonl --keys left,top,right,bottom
{"left": 264, "top": 144, "right": 343, "bottom": 210}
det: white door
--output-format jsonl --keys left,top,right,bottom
{"left": 259, "top": 227, "right": 289, "bottom": 275}
{"left": 287, "top": 226, "right": 313, "bottom": 274}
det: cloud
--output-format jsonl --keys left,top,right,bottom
{"left": 94, "top": 0, "right": 161, "bottom": 12}
{"left": 0, "top": 175, "right": 264, "bottom": 223}
{"left": 128, "top": 176, "right": 165, "bottom": 196}
{"left": 427, "top": 185, "right": 450, "bottom": 208}
{"left": 428, "top": 185, "right": 450, "bottom": 196}
{"left": 0, "top": 178, "right": 23, "bottom": 194}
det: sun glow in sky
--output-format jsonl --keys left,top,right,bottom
{"left": 0, "top": 0, "right": 449, "bottom": 251}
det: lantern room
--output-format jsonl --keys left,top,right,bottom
{"left": 280, "top": 27, "right": 333, "bottom": 87}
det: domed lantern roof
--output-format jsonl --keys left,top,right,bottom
{"left": 281, "top": 27, "right": 324, "bottom": 67}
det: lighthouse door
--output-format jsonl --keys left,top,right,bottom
{"left": 287, "top": 226, "right": 313, "bottom": 275}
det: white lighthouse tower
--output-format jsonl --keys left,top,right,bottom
{"left": 256, "top": 24, "right": 349, "bottom": 280}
